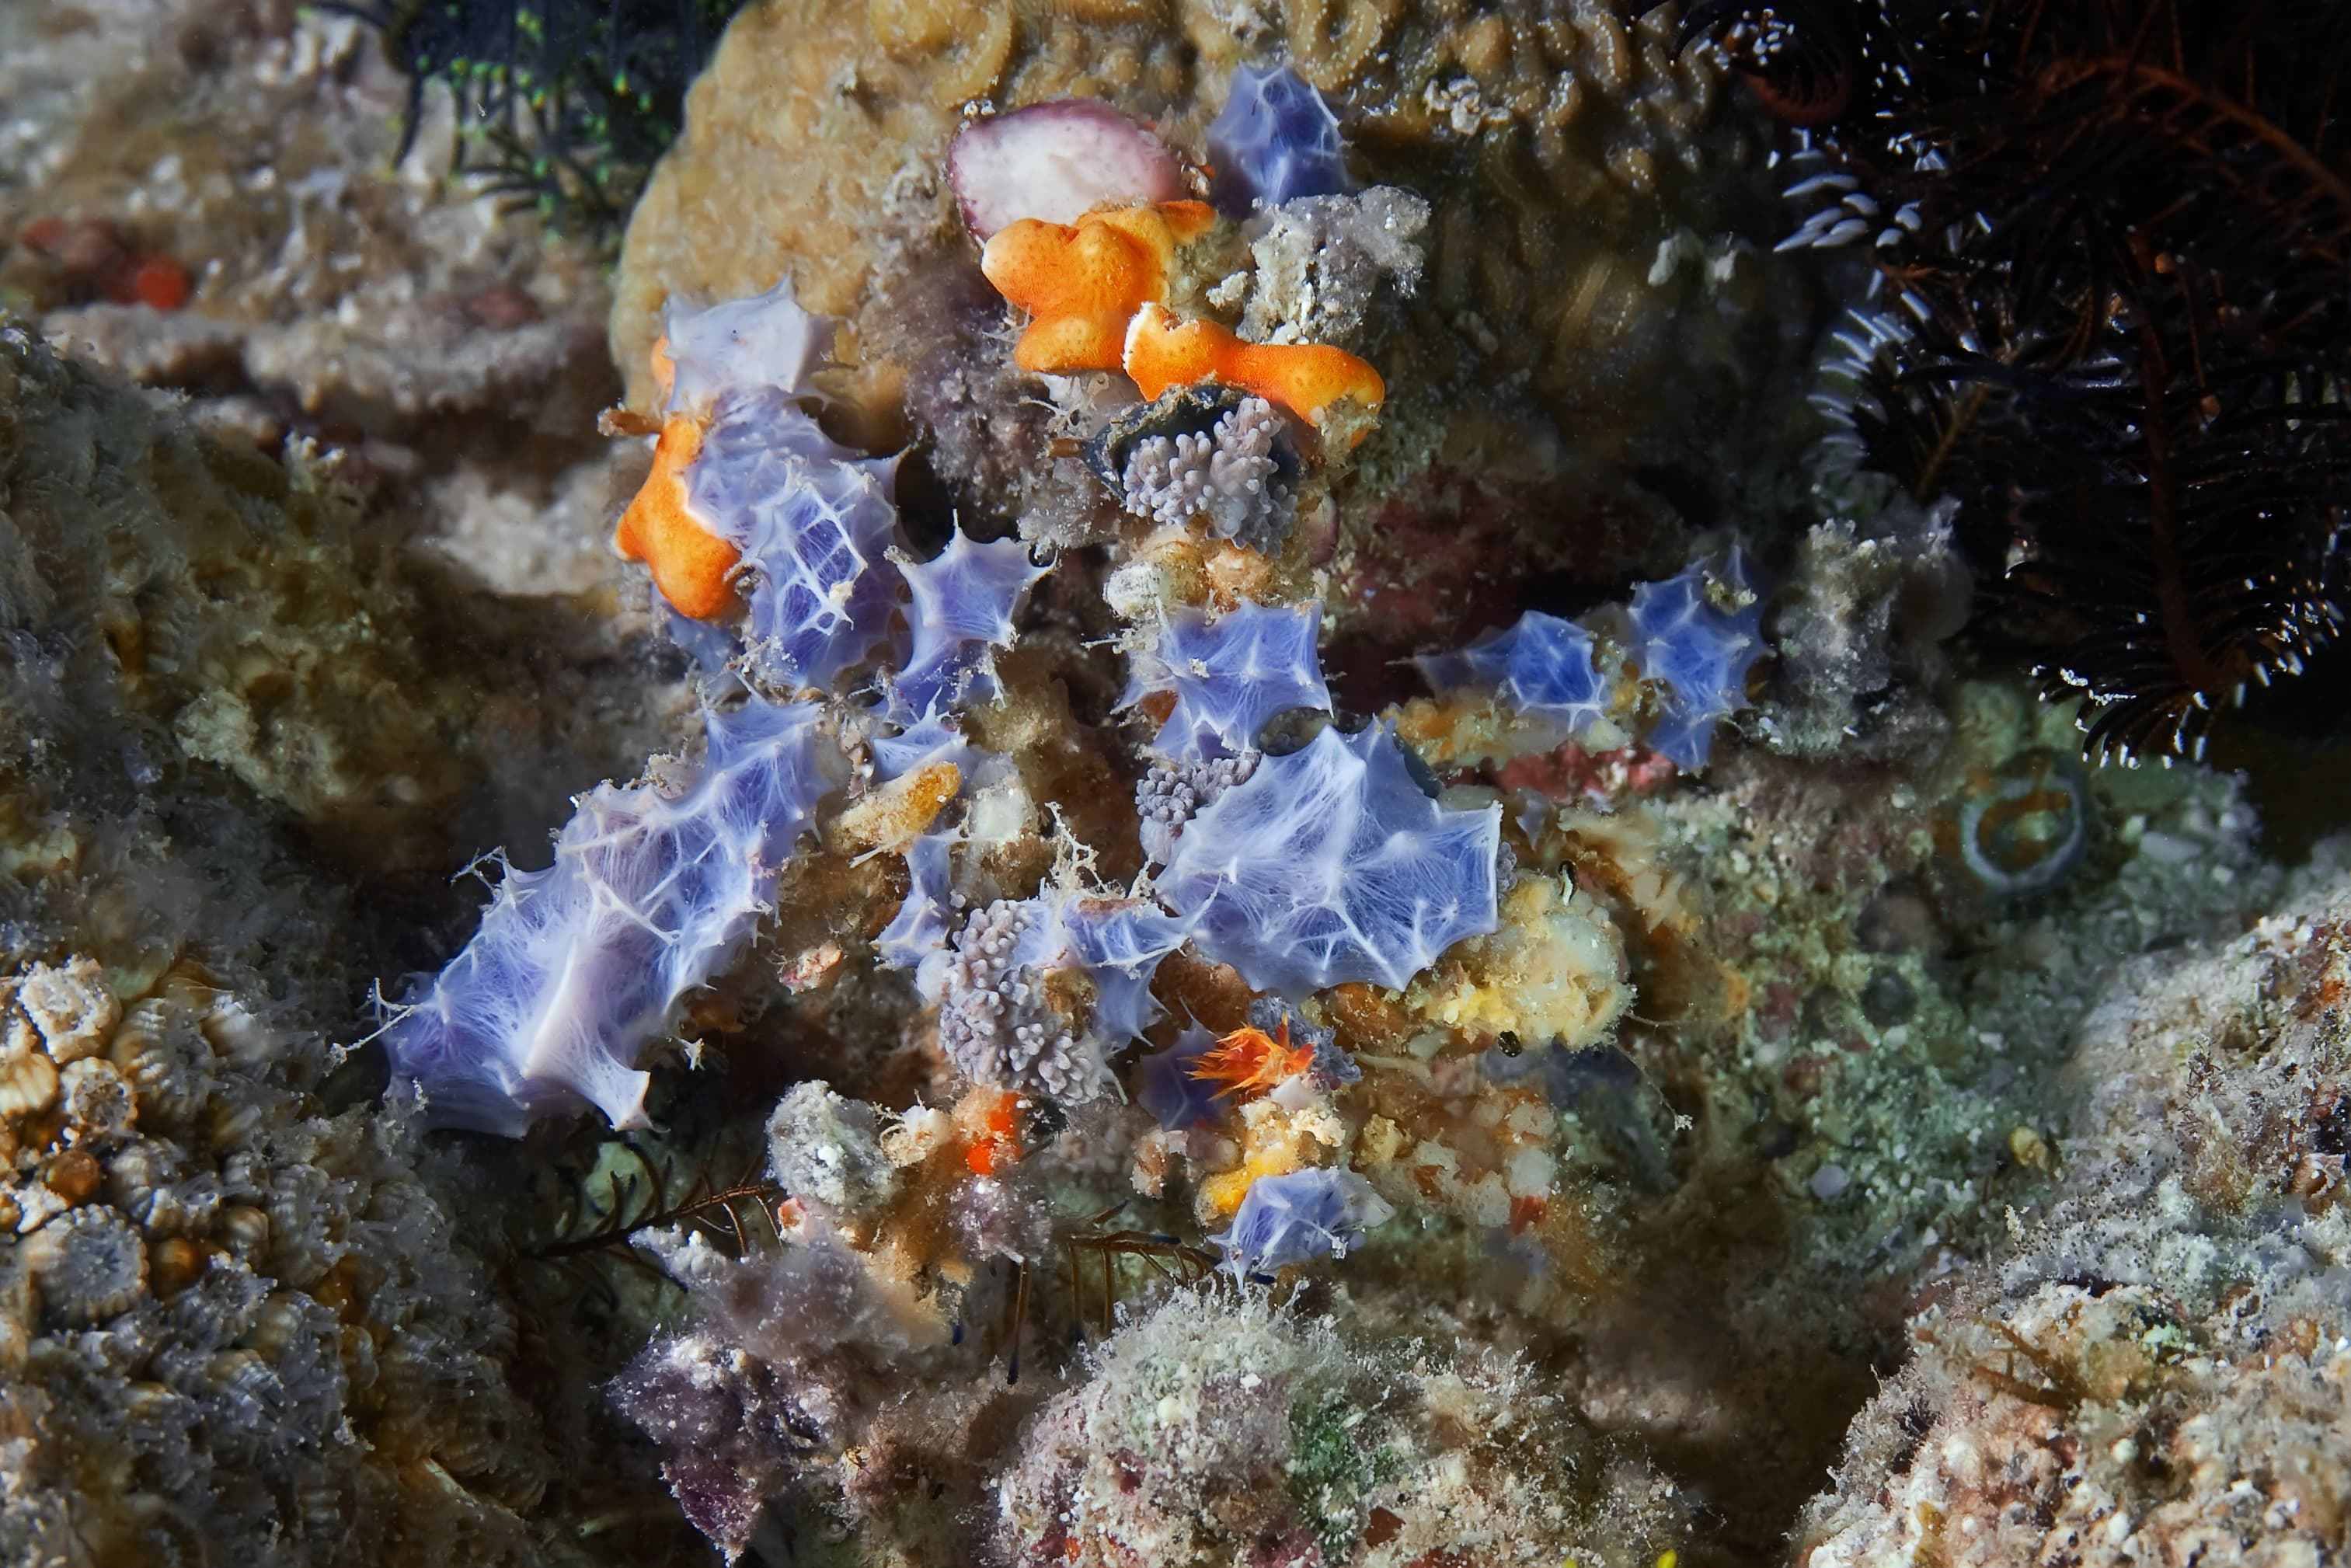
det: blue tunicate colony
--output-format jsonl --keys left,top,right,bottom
{"left": 1159, "top": 723, "right": 1503, "bottom": 998}
{"left": 384, "top": 282, "right": 1047, "bottom": 1131}
{"left": 1123, "top": 600, "right": 1332, "bottom": 759}
{"left": 1207, "top": 62, "right": 1350, "bottom": 213}
{"left": 382, "top": 699, "right": 840, "bottom": 1134}
{"left": 1418, "top": 547, "right": 1769, "bottom": 770}
{"left": 382, "top": 282, "right": 1775, "bottom": 1284}
{"left": 1134, "top": 1021, "right": 1223, "bottom": 1131}
{"left": 1627, "top": 549, "right": 1771, "bottom": 768}
{"left": 1417, "top": 611, "right": 1612, "bottom": 737}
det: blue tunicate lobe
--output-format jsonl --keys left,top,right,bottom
{"left": 384, "top": 284, "right": 1050, "bottom": 1134}
{"left": 1628, "top": 547, "right": 1768, "bottom": 770}
{"left": 1213, "top": 1168, "right": 1395, "bottom": 1279}
{"left": 1207, "top": 62, "right": 1351, "bottom": 214}
{"left": 1420, "top": 547, "right": 1771, "bottom": 771}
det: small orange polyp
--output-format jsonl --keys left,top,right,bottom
{"left": 980, "top": 200, "right": 1215, "bottom": 375}
{"left": 614, "top": 413, "right": 742, "bottom": 622}
{"left": 1189, "top": 1022, "right": 1315, "bottom": 1100}
{"left": 958, "top": 1085, "right": 1024, "bottom": 1175}
{"left": 1122, "top": 303, "right": 1385, "bottom": 430}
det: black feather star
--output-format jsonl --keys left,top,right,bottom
{"left": 334, "top": 0, "right": 746, "bottom": 239}
{"left": 1680, "top": 0, "right": 2351, "bottom": 763}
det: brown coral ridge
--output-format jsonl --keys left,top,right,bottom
{"left": 0, "top": 322, "right": 677, "bottom": 980}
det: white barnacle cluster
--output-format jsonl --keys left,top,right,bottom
{"left": 1117, "top": 395, "right": 1297, "bottom": 552}
{"left": 0, "top": 956, "right": 551, "bottom": 1561}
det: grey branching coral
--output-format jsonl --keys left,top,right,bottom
{"left": 1116, "top": 394, "right": 1297, "bottom": 551}
{"left": 936, "top": 898, "right": 1088, "bottom": 1099}
{"left": 1134, "top": 751, "right": 1260, "bottom": 863}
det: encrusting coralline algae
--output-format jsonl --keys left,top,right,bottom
{"left": 7, "top": 3, "right": 2350, "bottom": 1566}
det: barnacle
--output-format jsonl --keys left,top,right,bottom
{"left": 0, "top": 1050, "right": 61, "bottom": 1122}
{"left": 23, "top": 1204, "right": 149, "bottom": 1326}
{"left": 264, "top": 1163, "right": 349, "bottom": 1291}
{"left": 105, "top": 998, "right": 205, "bottom": 1134}
{"left": 11, "top": 955, "right": 118, "bottom": 1063}
{"left": 58, "top": 1057, "right": 134, "bottom": 1135}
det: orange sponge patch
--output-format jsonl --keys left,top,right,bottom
{"left": 1123, "top": 303, "right": 1385, "bottom": 430}
{"left": 980, "top": 200, "right": 1215, "bottom": 375}
{"left": 615, "top": 415, "right": 742, "bottom": 622}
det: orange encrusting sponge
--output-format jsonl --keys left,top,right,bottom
{"left": 614, "top": 413, "right": 742, "bottom": 622}
{"left": 979, "top": 200, "right": 1216, "bottom": 375}
{"left": 1123, "top": 303, "right": 1385, "bottom": 429}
